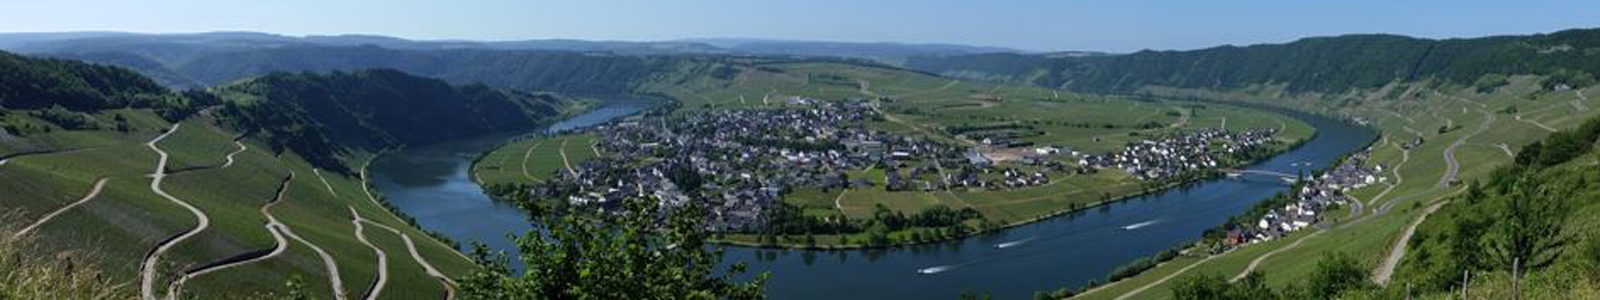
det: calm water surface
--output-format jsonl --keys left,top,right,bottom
{"left": 369, "top": 102, "right": 1374, "bottom": 299}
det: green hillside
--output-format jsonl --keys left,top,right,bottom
{"left": 0, "top": 50, "right": 588, "bottom": 299}
{"left": 909, "top": 28, "right": 1600, "bottom": 94}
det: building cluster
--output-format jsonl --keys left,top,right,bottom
{"left": 1226, "top": 151, "right": 1385, "bottom": 246}
{"left": 1078, "top": 128, "right": 1279, "bottom": 180}
{"left": 532, "top": 99, "right": 1069, "bottom": 231}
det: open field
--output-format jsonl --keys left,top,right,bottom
{"left": 473, "top": 133, "right": 599, "bottom": 189}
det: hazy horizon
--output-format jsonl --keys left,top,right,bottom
{"left": 6, "top": 0, "right": 1599, "bottom": 53}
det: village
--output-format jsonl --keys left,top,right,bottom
{"left": 1078, "top": 127, "right": 1280, "bottom": 180}
{"left": 1225, "top": 150, "right": 1386, "bottom": 246}
{"left": 529, "top": 98, "right": 1289, "bottom": 231}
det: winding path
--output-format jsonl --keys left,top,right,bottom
{"left": 558, "top": 139, "right": 578, "bottom": 177}
{"left": 519, "top": 141, "right": 545, "bottom": 182}
{"left": 280, "top": 214, "right": 349, "bottom": 300}
{"left": 359, "top": 218, "right": 457, "bottom": 299}
{"left": 1515, "top": 115, "right": 1560, "bottom": 132}
{"left": 1575, "top": 90, "right": 1591, "bottom": 111}
{"left": 1112, "top": 255, "right": 1221, "bottom": 300}
{"left": 140, "top": 123, "right": 214, "bottom": 300}
{"left": 832, "top": 189, "right": 850, "bottom": 214}
{"left": 356, "top": 160, "right": 467, "bottom": 298}
{"left": 165, "top": 175, "right": 293, "bottom": 299}
{"left": 1231, "top": 229, "right": 1328, "bottom": 282}
{"left": 1373, "top": 107, "right": 1495, "bottom": 285}
{"left": 1373, "top": 187, "right": 1464, "bottom": 285}
{"left": 314, "top": 169, "right": 390, "bottom": 300}
{"left": 349, "top": 207, "right": 389, "bottom": 300}
{"left": 219, "top": 141, "right": 248, "bottom": 169}
{"left": 1437, "top": 110, "right": 1493, "bottom": 188}
{"left": 13, "top": 177, "right": 110, "bottom": 238}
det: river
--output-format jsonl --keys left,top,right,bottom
{"left": 368, "top": 101, "right": 1375, "bottom": 299}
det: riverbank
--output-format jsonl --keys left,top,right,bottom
{"left": 706, "top": 133, "right": 1312, "bottom": 250}
{"left": 371, "top": 95, "right": 1371, "bottom": 299}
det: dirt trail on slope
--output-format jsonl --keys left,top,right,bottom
{"left": 1372, "top": 108, "right": 1494, "bottom": 284}
{"left": 1231, "top": 229, "right": 1329, "bottom": 282}
{"left": 14, "top": 177, "right": 110, "bottom": 238}
{"left": 1575, "top": 90, "right": 1591, "bottom": 111}
{"left": 349, "top": 207, "right": 389, "bottom": 300}
{"left": 1113, "top": 255, "right": 1222, "bottom": 300}
{"left": 166, "top": 175, "right": 293, "bottom": 299}
{"left": 220, "top": 141, "right": 247, "bottom": 169}
{"left": 518, "top": 141, "right": 545, "bottom": 182}
{"left": 281, "top": 218, "right": 349, "bottom": 300}
{"left": 140, "top": 123, "right": 214, "bottom": 300}
{"left": 355, "top": 160, "right": 466, "bottom": 299}
{"left": 359, "top": 219, "right": 457, "bottom": 299}
{"left": 1373, "top": 187, "right": 1464, "bottom": 285}
{"left": 559, "top": 139, "right": 578, "bottom": 177}
{"left": 314, "top": 169, "right": 390, "bottom": 300}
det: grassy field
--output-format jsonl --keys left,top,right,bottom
{"left": 473, "top": 133, "right": 599, "bottom": 189}
{"left": 0, "top": 108, "right": 477, "bottom": 299}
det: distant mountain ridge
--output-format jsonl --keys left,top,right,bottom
{"left": 906, "top": 28, "right": 1600, "bottom": 94}
{"left": 0, "top": 31, "right": 1023, "bottom": 67}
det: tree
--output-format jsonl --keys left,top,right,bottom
{"left": 1170, "top": 272, "right": 1276, "bottom": 300}
{"left": 1304, "top": 252, "right": 1369, "bottom": 299}
{"left": 458, "top": 199, "right": 767, "bottom": 299}
{"left": 1485, "top": 172, "right": 1573, "bottom": 271}
{"left": 1171, "top": 273, "right": 1231, "bottom": 300}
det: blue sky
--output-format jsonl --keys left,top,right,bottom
{"left": 6, "top": 0, "right": 1598, "bottom": 52}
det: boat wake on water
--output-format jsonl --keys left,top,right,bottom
{"left": 1121, "top": 219, "right": 1162, "bottom": 230}
{"left": 916, "top": 264, "right": 960, "bottom": 275}
{"left": 994, "top": 236, "right": 1037, "bottom": 249}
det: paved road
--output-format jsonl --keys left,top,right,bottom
{"left": 1373, "top": 108, "right": 1494, "bottom": 285}
{"left": 1437, "top": 110, "right": 1493, "bottom": 188}
{"left": 140, "top": 123, "right": 214, "bottom": 300}
{"left": 14, "top": 177, "right": 110, "bottom": 238}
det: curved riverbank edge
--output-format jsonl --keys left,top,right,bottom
{"left": 712, "top": 99, "right": 1345, "bottom": 250}
{"left": 709, "top": 130, "right": 1317, "bottom": 251}
{"left": 1061, "top": 113, "right": 1383, "bottom": 297}
{"left": 463, "top": 97, "right": 1337, "bottom": 250}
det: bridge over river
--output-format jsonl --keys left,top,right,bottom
{"left": 1224, "top": 169, "right": 1301, "bottom": 183}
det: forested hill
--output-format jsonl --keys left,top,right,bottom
{"left": 216, "top": 69, "right": 573, "bottom": 171}
{"left": 0, "top": 50, "right": 214, "bottom": 125}
{"left": 1, "top": 51, "right": 175, "bottom": 110}
{"left": 174, "top": 46, "right": 673, "bottom": 94}
{"left": 907, "top": 28, "right": 1600, "bottom": 93}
